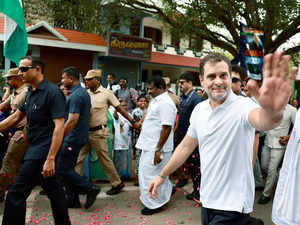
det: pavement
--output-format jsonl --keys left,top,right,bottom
{"left": 0, "top": 181, "right": 273, "bottom": 225}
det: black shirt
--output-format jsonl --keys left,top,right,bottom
{"left": 19, "top": 78, "right": 65, "bottom": 160}
{"left": 64, "top": 83, "right": 91, "bottom": 146}
{"left": 175, "top": 90, "right": 202, "bottom": 147}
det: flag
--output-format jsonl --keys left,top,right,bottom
{"left": 0, "top": 0, "right": 28, "bottom": 65}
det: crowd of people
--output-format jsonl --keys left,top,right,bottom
{"left": 0, "top": 51, "right": 298, "bottom": 225}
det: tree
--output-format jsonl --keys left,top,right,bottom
{"left": 22, "top": 0, "right": 300, "bottom": 57}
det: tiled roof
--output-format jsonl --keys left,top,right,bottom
{"left": 150, "top": 52, "right": 200, "bottom": 68}
{"left": 0, "top": 17, "right": 106, "bottom": 46}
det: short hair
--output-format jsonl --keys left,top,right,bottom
{"left": 232, "top": 64, "right": 247, "bottom": 81}
{"left": 179, "top": 72, "right": 195, "bottom": 84}
{"left": 107, "top": 73, "right": 116, "bottom": 79}
{"left": 199, "top": 52, "right": 231, "bottom": 78}
{"left": 137, "top": 94, "right": 148, "bottom": 102}
{"left": 20, "top": 56, "right": 45, "bottom": 74}
{"left": 62, "top": 66, "right": 80, "bottom": 80}
{"left": 119, "top": 77, "right": 128, "bottom": 82}
{"left": 147, "top": 76, "right": 166, "bottom": 90}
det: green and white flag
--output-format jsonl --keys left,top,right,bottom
{"left": 0, "top": 0, "right": 28, "bottom": 65}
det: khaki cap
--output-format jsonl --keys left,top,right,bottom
{"left": 3, "top": 68, "right": 20, "bottom": 78}
{"left": 85, "top": 69, "right": 102, "bottom": 79}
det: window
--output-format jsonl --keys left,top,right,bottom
{"left": 171, "top": 34, "right": 180, "bottom": 48}
{"left": 144, "top": 26, "right": 162, "bottom": 44}
{"left": 189, "top": 37, "right": 203, "bottom": 52}
{"left": 130, "top": 18, "right": 141, "bottom": 36}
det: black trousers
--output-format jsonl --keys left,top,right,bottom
{"left": 56, "top": 141, "right": 92, "bottom": 200}
{"left": 2, "top": 159, "right": 70, "bottom": 225}
{"left": 201, "top": 207, "right": 249, "bottom": 225}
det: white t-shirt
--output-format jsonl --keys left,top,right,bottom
{"left": 272, "top": 110, "right": 300, "bottom": 225}
{"left": 136, "top": 92, "right": 177, "bottom": 152}
{"left": 187, "top": 91, "right": 258, "bottom": 213}
{"left": 113, "top": 113, "right": 131, "bottom": 150}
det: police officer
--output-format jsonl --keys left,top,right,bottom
{"left": 0, "top": 68, "right": 29, "bottom": 202}
{"left": 75, "top": 70, "right": 136, "bottom": 195}
{"left": 0, "top": 56, "right": 70, "bottom": 225}
{"left": 57, "top": 66, "right": 100, "bottom": 209}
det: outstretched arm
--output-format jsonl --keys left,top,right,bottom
{"left": 148, "top": 135, "right": 198, "bottom": 199}
{"left": 248, "top": 52, "right": 298, "bottom": 131}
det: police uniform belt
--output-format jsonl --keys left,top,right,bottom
{"left": 89, "top": 124, "right": 107, "bottom": 131}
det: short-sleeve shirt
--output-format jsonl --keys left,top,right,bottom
{"left": 88, "top": 85, "right": 120, "bottom": 126}
{"left": 264, "top": 104, "right": 297, "bottom": 149}
{"left": 2, "top": 84, "right": 28, "bottom": 128}
{"left": 19, "top": 78, "right": 65, "bottom": 160}
{"left": 136, "top": 92, "right": 177, "bottom": 152}
{"left": 272, "top": 110, "right": 300, "bottom": 225}
{"left": 175, "top": 90, "right": 202, "bottom": 146}
{"left": 187, "top": 91, "right": 259, "bottom": 213}
{"left": 64, "top": 83, "right": 91, "bottom": 145}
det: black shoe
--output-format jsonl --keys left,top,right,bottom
{"left": 67, "top": 199, "right": 81, "bottom": 209}
{"left": 106, "top": 182, "right": 125, "bottom": 195}
{"left": 141, "top": 206, "right": 162, "bottom": 215}
{"left": 246, "top": 216, "right": 264, "bottom": 225}
{"left": 85, "top": 185, "right": 101, "bottom": 209}
{"left": 186, "top": 190, "right": 199, "bottom": 201}
{"left": 175, "top": 179, "right": 188, "bottom": 188}
{"left": 258, "top": 194, "right": 271, "bottom": 204}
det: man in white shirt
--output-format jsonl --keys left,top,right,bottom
{"left": 148, "top": 52, "right": 297, "bottom": 225}
{"left": 136, "top": 76, "right": 177, "bottom": 216}
{"left": 106, "top": 73, "right": 120, "bottom": 93}
{"left": 272, "top": 109, "right": 300, "bottom": 225}
{"left": 258, "top": 104, "right": 296, "bottom": 204}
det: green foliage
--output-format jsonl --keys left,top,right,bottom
{"left": 22, "top": 0, "right": 300, "bottom": 57}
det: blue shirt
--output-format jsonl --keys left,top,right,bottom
{"left": 19, "top": 78, "right": 65, "bottom": 160}
{"left": 64, "top": 83, "right": 91, "bottom": 146}
{"left": 175, "top": 90, "right": 202, "bottom": 147}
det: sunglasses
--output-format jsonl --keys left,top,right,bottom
{"left": 19, "top": 66, "right": 35, "bottom": 73}
{"left": 232, "top": 77, "right": 241, "bottom": 83}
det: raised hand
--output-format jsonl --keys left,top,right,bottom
{"left": 251, "top": 52, "right": 298, "bottom": 113}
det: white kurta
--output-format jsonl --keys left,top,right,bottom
{"left": 136, "top": 92, "right": 177, "bottom": 209}
{"left": 272, "top": 110, "right": 300, "bottom": 225}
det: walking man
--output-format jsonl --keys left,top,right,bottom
{"left": 148, "top": 52, "right": 297, "bottom": 225}
{"left": 0, "top": 68, "right": 29, "bottom": 202}
{"left": 75, "top": 69, "right": 136, "bottom": 195}
{"left": 0, "top": 56, "right": 70, "bottom": 225}
{"left": 57, "top": 67, "right": 100, "bottom": 209}
{"left": 174, "top": 72, "right": 202, "bottom": 203}
{"left": 136, "top": 76, "right": 177, "bottom": 215}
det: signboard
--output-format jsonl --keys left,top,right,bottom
{"left": 108, "top": 33, "right": 152, "bottom": 61}
{"left": 239, "top": 24, "right": 264, "bottom": 80}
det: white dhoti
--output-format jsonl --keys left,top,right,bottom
{"left": 139, "top": 150, "right": 172, "bottom": 209}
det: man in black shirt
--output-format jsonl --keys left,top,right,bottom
{"left": 175, "top": 72, "right": 202, "bottom": 203}
{"left": 57, "top": 67, "right": 100, "bottom": 209}
{"left": 0, "top": 56, "right": 70, "bottom": 225}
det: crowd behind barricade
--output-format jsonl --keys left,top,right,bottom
{"left": 0, "top": 52, "right": 298, "bottom": 225}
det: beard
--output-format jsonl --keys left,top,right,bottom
{"left": 206, "top": 85, "right": 229, "bottom": 102}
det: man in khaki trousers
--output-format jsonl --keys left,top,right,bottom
{"left": 76, "top": 69, "right": 136, "bottom": 195}
{"left": 0, "top": 68, "right": 29, "bottom": 201}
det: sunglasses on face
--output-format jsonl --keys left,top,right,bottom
{"left": 19, "top": 66, "right": 35, "bottom": 72}
{"left": 232, "top": 77, "right": 242, "bottom": 83}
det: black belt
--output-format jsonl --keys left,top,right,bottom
{"left": 15, "top": 126, "right": 25, "bottom": 132}
{"left": 89, "top": 124, "right": 106, "bottom": 131}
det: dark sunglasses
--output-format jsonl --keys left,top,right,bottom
{"left": 232, "top": 77, "right": 241, "bottom": 83}
{"left": 19, "top": 66, "right": 35, "bottom": 73}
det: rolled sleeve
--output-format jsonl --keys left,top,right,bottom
{"left": 18, "top": 97, "right": 26, "bottom": 113}
{"left": 68, "top": 95, "right": 81, "bottom": 114}
{"left": 108, "top": 91, "right": 120, "bottom": 108}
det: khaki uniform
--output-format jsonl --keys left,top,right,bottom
{"left": 75, "top": 85, "right": 122, "bottom": 187}
{"left": 0, "top": 84, "right": 29, "bottom": 194}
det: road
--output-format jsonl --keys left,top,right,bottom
{"left": 0, "top": 181, "right": 273, "bottom": 225}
